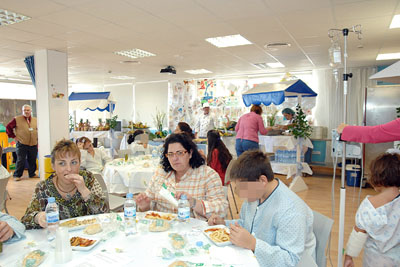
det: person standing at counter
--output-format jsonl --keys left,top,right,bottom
{"left": 235, "top": 104, "right": 271, "bottom": 157}
{"left": 6, "top": 104, "right": 38, "bottom": 181}
{"left": 21, "top": 139, "right": 107, "bottom": 229}
{"left": 195, "top": 103, "right": 215, "bottom": 139}
{"left": 275, "top": 107, "right": 296, "bottom": 131}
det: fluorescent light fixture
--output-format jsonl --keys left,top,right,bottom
{"left": 267, "top": 62, "right": 285, "bottom": 68}
{"left": 389, "top": 14, "right": 400, "bottom": 29}
{"left": 184, "top": 69, "right": 212, "bottom": 75}
{"left": 206, "top": 34, "right": 252, "bottom": 48}
{"left": 114, "top": 48, "right": 156, "bottom": 59}
{"left": 0, "top": 9, "right": 31, "bottom": 26}
{"left": 252, "top": 63, "right": 269, "bottom": 69}
{"left": 110, "top": 76, "right": 135, "bottom": 80}
{"left": 376, "top": 53, "right": 400, "bottom": 60}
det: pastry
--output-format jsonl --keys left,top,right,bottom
{"left": 149, "top": 219, "right": 170, "bottom": 232}
{"left": 22, "top": 250, "right": 45, "bottom": 267}
{"left": 83, "top": 223, "right": 102, "bottom": 235}
{"left": 168, "top": 261, "right": 188, "bottom": 267}
{"left": 168, "top": 233, "right": 186, "bottom": 249}
{"left": 70, "top": 236, "right": 96, "bottom": 247}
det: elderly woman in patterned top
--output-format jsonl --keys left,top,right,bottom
{"left": 21, "top": 139, "right": 108, "bottom": 229}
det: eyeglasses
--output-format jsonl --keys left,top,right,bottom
{"left": 165, "top": 150, "right": 188, "bottom": 158}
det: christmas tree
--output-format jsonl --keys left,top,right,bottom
{"left": 289, "top": 105, "right": 312, "bottom": 139}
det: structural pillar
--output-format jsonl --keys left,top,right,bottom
{"left": 35, "top": 50, "right": 69, "bottom": 180}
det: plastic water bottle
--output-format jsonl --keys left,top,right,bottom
{"left": 177, "top": 195, "right": 190, "bottom": 222}
{"left": 45, "top": 197, "right": 59, "bottom": 241}
{"left": 124, "top": 193, "right": 137, "bottom": 236}
{"left": 275, "top": 150, "right": 281, "bottom": 163}
{"left": 152, "top": 148, "right": 158, "bottom": 158}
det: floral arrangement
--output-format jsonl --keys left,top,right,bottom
{"left": 289, "top": 105, "right": 312, "bottom": 139}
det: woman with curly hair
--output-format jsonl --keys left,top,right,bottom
{"left": 136, "top": 133, "right": 227, "bottom": 219}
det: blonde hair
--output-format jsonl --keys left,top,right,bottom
{"left": 51, "top": 139, "right": 81, "bottom": 164}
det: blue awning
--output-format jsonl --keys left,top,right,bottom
{"left": 69, "top": 92, "right": 116, "bottom": 112}
{"left": 242, "top": 79, "right": 317, "bottom": 107}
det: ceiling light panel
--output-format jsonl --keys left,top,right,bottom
{"left": 267, "top": 62, "right": 285, "bottom": 68}
{"left": 0, "top": 9, "right": 31, "bottom": 26}
{"left": 114, "top": 48, "right": 156, "bottom": 59}
{"left": 184, "top": 69, "right": 212, "bottom": 74}
{"left": 376, "top": 53, "right": 400, "bottom": 60}
{"left": 205, "top": 34, "right": 252, "bottom": 48}
{"left": 390, "top": 14, "right": 400, "bottom": 29}
{"left": 110, "top": 76, "right": 136, "bottom": 80}
{"left": 252, "top": 63, "right": 269, "bottom": 69}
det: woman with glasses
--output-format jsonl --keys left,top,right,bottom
{"left": 136, "top": 133, "right": 228, "bottom": 219}
{"left": 21, "top": 139, "right": 108, "bottom": 229}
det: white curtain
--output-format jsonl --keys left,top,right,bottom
{"left": 313, "top": 66, "right": 377, "bottom": 137}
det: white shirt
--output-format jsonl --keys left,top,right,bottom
{"left": 80, "top": 147, "right": 112, "bottom": 174}
{"left": 195, "top": 113, "right": 215, "bottom": 138}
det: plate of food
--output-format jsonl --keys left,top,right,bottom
{"left": 59, "top": 217, "right": 98, "bottom": 231}
{"left": 144, "top": 211, "right": 177, "bottom": 221}
{"left": 203, "top": 225, "right": 231, "bottom": 246}
{"left": 70, "top": 236, "right": 100, "bottom": 251}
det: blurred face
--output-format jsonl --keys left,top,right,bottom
{"left": 174, "top": 126, "right": 182, "bottom": 134}
{"left": 283, "top": 113, "right": 293, "bottom": 120}
{"left": 22, "top": 106, "right": 32, "bottom": 117}
{"left": 52, "top": 152, "right": 80, "bottom": 185}
{"left": 166, "top": 142, "right": 192, "bottom": 173}
{"left": 203, "top": 107, "right": 210, "bottom": 115}
{"left": 83, "top": 140, "right": 93, "bottom": 151}
{"left": 234, "top": 178, "right": 266, "bottom": 202}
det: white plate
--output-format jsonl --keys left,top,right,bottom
{"left": 59, "top": 217, "right": 98, "bottom": 232}
{"left": 70, "top": 237, "right": 100, "bottom": 251}
{"left": 144, "top": 211, "right": 177, "bottom": 221}
{"left": 203, "top": 225, "right": 232, "bottom": 247}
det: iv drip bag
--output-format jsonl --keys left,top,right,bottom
{"left": 329, "top": 41, "right": 342, "bottom": 68}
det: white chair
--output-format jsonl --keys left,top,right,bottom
{"left": 224, "top": 159, "right": 239, "bottom": 214}
{"left": 93, "top": 173, "right": 125, "bottom": 212}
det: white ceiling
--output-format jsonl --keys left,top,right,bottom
{"left": 0, "top": 0, "right": 399, "bottom": 88}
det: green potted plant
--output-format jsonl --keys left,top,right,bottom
{"left": 289, "top": 105, "right": 312, "bottom": 139}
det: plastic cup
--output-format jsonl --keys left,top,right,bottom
{"left": 54, "top": 227, "right": 72, "bottom": 264}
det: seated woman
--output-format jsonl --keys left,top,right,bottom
{"left": 136, "top": 133, "right": 227, "bottom": 219}
{"left": 76, "top": 137, "right": 112, "bottom": 174}
{"left": 0, "top": 212, "right": 25, "bottom": 243}
{"left": 127, "top": 130, "right": 152, "bottom": 155}
{"left": 207, "top": 130, "right": 232, "bottom": 185}
{"left": 174, "top": 122, "right": 195, "bottom": 140}
{"left": 21, "top": 139, "right": 108, "bottom": 229}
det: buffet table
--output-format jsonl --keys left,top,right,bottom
{"left": 0, "top": 213, "right": 259, "bottom": 267}
{"left": 102, "top": 156, "right": 159, "bottom": 194}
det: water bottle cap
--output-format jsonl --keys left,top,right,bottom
{"left": 196, "top": 241, "right": 203, "bottom": 247}
{"left": 126, "top": 193, "right": 133, "bottom": 199}
{"left": 180, "top": 194, "right": 187, "bottom": 200}
{"left": 48, "top": 197, "right": 55, "bottom": 203}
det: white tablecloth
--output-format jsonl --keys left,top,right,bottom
{"left": 259, "top": 136, "right": 313, "bottom": 153}
{"left": 271, "top": 162, "right": 313, "bottom": 178}
{"left": 102, "top": 157, "right": 159, "bottom": 194}
{"left": 0, "top": 213, "right": 259, "bottom": 267}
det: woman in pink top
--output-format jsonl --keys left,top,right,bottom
{"left": 235, "top": 105, "right": 271, "bottom": 157}
{"left": 338, "top": 119, "right": 400, "bottom": 143}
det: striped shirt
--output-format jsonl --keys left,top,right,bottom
{"left": 145, "top": 165, "right": 228, "bottom": 219}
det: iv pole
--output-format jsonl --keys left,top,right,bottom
{"left": 328, "top": 25, "right": 361, "bottom": 267}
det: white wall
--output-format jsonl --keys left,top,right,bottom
{"left": 135, "top": 81, "right": 168, "bottom": 128}
{"left": 105, "top": 83, "right": 134, "bottom": 126}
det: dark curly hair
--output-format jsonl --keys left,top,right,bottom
{"left": 207, "top": 130, "right": 232, "bottom": 171}
{"left": 161, "top": 133, "right": 205, "bottom": 172}
{"left": 128, "top": 129, "right": 144, "bottom": 144}
{"left": 177, "top": 122, "right": 195, "bottom": 140}
{"left": 369, "top": 153, "right": 400, "bottom": 187}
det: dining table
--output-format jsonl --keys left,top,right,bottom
{"left": 102, "top": 156, "right": 160, "bottom": 194}
{"left": 0, "top": 212, "right": 260, "bottom": 267}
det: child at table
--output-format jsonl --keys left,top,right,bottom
{"left": 208, "top": 150, "right": 316, "bottom": 267}
{"left": 344, "top": 153, "right": 400, "bottom": 267}
{"left": 206, "top": 130, "right": 232, "bottom": 185}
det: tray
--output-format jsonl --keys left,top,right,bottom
{"left": 203, "top": 225, "right": 231, "bottom": 247}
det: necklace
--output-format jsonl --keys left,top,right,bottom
{"left": 55, "top": 176, "right": 76, "bottom": 200}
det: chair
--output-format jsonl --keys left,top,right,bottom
{"left": 224, "top": 159, "right": 239, "bottom": 214}
{"left": 297, "top": 210, "right": 333, "bottom": 267}
{"left": 93, "top": 173, "right": 125, "bottom": 212}
{"left": 0, "top": 177, "right": 10, "bottom": 214}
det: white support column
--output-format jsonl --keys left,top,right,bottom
{"left": 35, "top": 50, "right": 69, "bottom": 180}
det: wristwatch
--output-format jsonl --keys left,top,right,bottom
{"left": 191, "top": 198, "right": 197, "bottom": 209}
